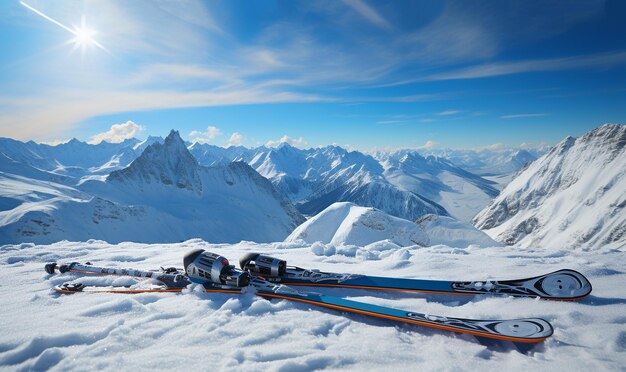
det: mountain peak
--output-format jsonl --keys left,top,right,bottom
{"left": 164, "top": 130, "right": 184, "bottom": 146}
{"left": 107, "top": 129, "right": 201, "bottom": 192}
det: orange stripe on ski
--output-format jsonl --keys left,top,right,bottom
{"left": 257, "top": 292, "right": 548, "bottom": 343}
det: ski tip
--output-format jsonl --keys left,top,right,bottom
{"left": 540, "top": 269, "right": 592, "bottom": 300}
{"left": 490, "top": 318, "right": 554, "bottom": 343}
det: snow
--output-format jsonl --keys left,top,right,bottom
{"left": 0, "top": 131, "right": 304, "bottom": 245}
{"left": 1, "top": 133, "right": 519, "bottom": 225}
{"left": 287, "top": 202, "right": 498, "bottom": 248}
{"left": 377, "top": 152, "right": 499, "bottom": 222}
{"left": 0, "top": 239, "right": 624, "bottom": 370}
{"left": 474, "top": 124, "right": 626, "bottom": 250}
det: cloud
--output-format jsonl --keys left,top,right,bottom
{"left": 88, "top": 121, "right": 145, "bottom": 144}
{"left": 189, "top": 126, "right": 222, "bottom": 144}
{"left": 342, "top": 0, "right": 392, "bottom": 30}
{"left": 38, "top": 139, "right": 70, "bottom": 146}
{"left": 479, "top": 143, "right": 506, "bottom": 151}
{"left": 436, "top": 110, "right": 461, "bottom": 116}
{"left": 266, "top": 135, "right": 307, "bottom": 148}
{"left": 228, "top": 132, "right": 243, "bottom": 146}
{"left": 501, "top": 113, "right": 549, "bottom": 119}
{"left": 416, "top": 140, "right": 439, "bottom": 150}
{"left": 424, "top": 50, "right": 626, "bottom": 81}
{"left": 0, "top": 88, "right": 324, "bottom": 141}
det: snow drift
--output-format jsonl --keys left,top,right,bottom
{"left": 286, "top": 202, "right": 497, "bottom": 248}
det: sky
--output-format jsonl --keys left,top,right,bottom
{"left": 0, "top": 0, "right": 625, "bottom": 150}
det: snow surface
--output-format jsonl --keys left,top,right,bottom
{"left": 286, "top": 202, "right": 497, "bottom": 248}
{"left": 0, "top": 240, "right": 624, "bottom": 371}
{"left": 474, "top": 124, "right": 626, "bottom": 250}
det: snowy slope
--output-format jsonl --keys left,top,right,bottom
{"left": 415, "top": 214, "right": 499, "bottom": 248}
{"left": 286, "top": 202, "right": 429, "bottom": 247}
{"left": 378, "top": 152, "right": 499, "bottom": 222}
{"left": 0, "top": 240, "right": 624, "bottom": 370}
{"left": 474, "top": 124, "right": 626, "bottom": 250}
{"left": 0, "top": 131, "right": 304, "bottom": 244}
{"left": 287, "top": 202, "right": 497, "bottom": 248}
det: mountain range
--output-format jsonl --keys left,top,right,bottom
{"left": 0, "top": 131, "right": 303, "bottom": 244}
{"left": 7, "top": 123, "right": 620, "bottom": 249}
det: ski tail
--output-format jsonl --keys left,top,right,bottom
{"left": 45, "top": 262, "right": 190, "bottom": 289}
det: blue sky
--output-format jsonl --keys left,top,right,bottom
{"left": 1, "top": 0, "right": 625, "bottom": 150}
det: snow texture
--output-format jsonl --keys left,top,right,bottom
{"left": 287, "top": 202, "right": 497, "bottom": 248}
{"left": 0, "top": 240, "right": 624, "bottom": 371}
{"left": 474, "top": 124, "right": 626, "bottom": 250}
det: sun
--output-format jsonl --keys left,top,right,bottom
{"left": 71, "top": 16, "right": 99, "bottom": 51}
{"left": 19, "top": 2, "right": 107, "bottom": 54}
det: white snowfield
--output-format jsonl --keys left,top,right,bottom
{"left": 1, "top": 240, "right": 624, "bottom": 371}
{"left": 286, "top": 202, "right": 498, "bottom": 248}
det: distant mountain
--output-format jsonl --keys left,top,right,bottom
{"left": 0, "top": 136, "right": 143, "bottom": 184}
{"left": 418, "top": 148, "right": 541, "bottom": 176}
{"left": 376, "top": 152, "right": 499, "bottom": 222}
{"left": 0, "top": 132, "right": 510, "bottom": 222}
{"left": 246, "top": 144, "right": 455, "bottom": 221}
{"left": 474, "top": 124, "right": 626, "bottom": 250}
{"left": 286, "top": 202, "right": 497, "bottom": 248}
{"left": 0, "top": 131, "right": 304, "bottom": 244}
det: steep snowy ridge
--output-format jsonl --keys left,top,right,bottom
{"left": 474, "top": 124, "right": 626, "bottom": 250}
{"left": 287, "top": 202, "right": 497, "bottom": 248}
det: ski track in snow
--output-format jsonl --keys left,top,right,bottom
{"left": 0, "top": 240, "right": 624, "bottom": 371}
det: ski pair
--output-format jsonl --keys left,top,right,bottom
{"left": 44, "top": 249, "right": 568, "bottom": 344}
{"left": 49, "top": 251, "right": 592, "bottom": 301}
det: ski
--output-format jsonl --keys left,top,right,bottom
{"left": 44, "top": 249, "right": 555, "bottom": 343}
{"left": 239, "top": 253, "right": 592, "bottom": 300}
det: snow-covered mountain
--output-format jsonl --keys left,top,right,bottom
{"left": 247, "top": 144, "right": 456, "bottom": 221}
{"left": 419, "top": 148, "right": 540, "bottom": 177}
{"left": 0, "top": 136, "right": 145, "bottom": 184}
{"left": 376, "top": 152, "right": 499, "bottom": 222}
{"left": 286, "top": 202, "right": 497, "bottom": 248}
{"left": 1, "top": 133, "right": 506, "bottom": 223}
{"left": 0, "top": 131, "right": 304, "bottom": 244}
{"left": 474, "top": 124, "right": 626, "bottom": 250}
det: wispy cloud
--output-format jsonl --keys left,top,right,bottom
{"left": 436, "top": 110, "right": 461, "bottom": 116}
{"left": 424, "top": 50, "right": 626, "bottom": 81}
{"left": 501, "top": 113, "right": 550, "bottom": 119}
{"left": 416, "top": 140, "right": 438, "bottom": 149}
{"left": 342, "top": 0, "right": 392, "bottom": 31}
{"left": 0, "top": 88, "right": 324, "bottom": 140}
